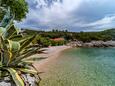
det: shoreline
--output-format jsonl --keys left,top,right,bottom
{"left": 33, "top": 45, "right": 71, "bottom": 72}
{"left": 68, "top": 41, "right": 115, "bottom": 47}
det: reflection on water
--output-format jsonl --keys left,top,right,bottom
{"left": 40, "top": 48, "right": 115, "bottom": 86}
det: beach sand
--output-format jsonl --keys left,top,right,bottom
{"left": 33, "top": 45, "right": 71, "bottom": 72}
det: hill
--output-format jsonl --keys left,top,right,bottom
{"left": 22, "top": 28, "right": 115, "bottom": 42}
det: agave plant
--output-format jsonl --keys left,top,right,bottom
{"left": 0, "top": 8, "right": 43, "bottom": 86}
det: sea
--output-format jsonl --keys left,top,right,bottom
{"left": 40, "top": 48, "right": 115, "bottom": 86}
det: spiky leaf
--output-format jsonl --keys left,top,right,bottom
{"left": 7, "top": 40, "right": 20, "bottom": 63}
{"left": 19, "top": 69, "right": 38, "bottom": 74}
{"left": 8, "top": 40, "right": 20, "bottom": 53}
{"left": 14, "top": 48, "right": 38, "bottom": 63}
{"left": 4, "top": 24, "right": 18, "bottom": 39}
{"left": 9, "top": 34, "right": 23, "bottom": 41}
{"left": 0, "top": 37, "right": 11, "bottom": 65}
{"left": 2, "top": 50, "right": 12, "bottom": 66}
{"left": 7, "top": 68, "right": 24, "bottom": 86}
{"left": 20, "top": 35, "right": 36, "bottom": 51}
{"left": 0, "top": 27, "right": 6, "bottom": 35}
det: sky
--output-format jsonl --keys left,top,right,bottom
{"left": 16, "top": 0, "right": 115, "bottom": 32}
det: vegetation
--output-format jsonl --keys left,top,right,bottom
{"left": 74, "top": 31, "right": 112, "bottom": 42}
{"left": 0, "top": 1, "right": 42, "bottom": 85}
{"left": 22, "top": 29, "right": 115, "bottom": 44}
{"left": 0, "top": 19, "right": 44, "bottom": 85}
{"left": 0, "top": 0, "right": 28, "bottom": 21}
{"left": 23, "top": 29, "right": 67, "bottom": 47}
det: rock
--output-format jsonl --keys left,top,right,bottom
{"left": 0, "top": 74, "right": 40, "bottom": 86}
{"left": 22, "top": 74, "right": 40, "bottom": 86}
{"left": 68, "top": 40, "right": 115, "bottom": 47}
{"left": 83, "top": 42, "right": 94, "bottom": 47}
{"left": 0, "top": 76, "right": 15, "bottom": 86}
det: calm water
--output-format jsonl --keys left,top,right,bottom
{"left": 40, "top": 48, "right": 115, "bottom": 86}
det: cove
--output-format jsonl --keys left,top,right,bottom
{"left": 40, "top": 48, "right": 115, "bottom": 86}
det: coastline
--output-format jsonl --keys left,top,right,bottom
{"left": 68, "top": 41, "right": 115, "bottom": 47}
{"left": 33, "top": 45, "right": 71, "bottom": 72}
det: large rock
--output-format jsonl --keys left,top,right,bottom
{"left": 0, "top": 76, "right": 15, "bottom": 86}
{"left": 68, "top": 41, "right": 115, "bottom": 47}
{"left": 0, "top": 74, "right": 40, "bottom": 86}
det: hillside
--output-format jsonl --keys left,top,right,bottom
{"left": 22, "top": 29, "right": 115, "bottom": 42}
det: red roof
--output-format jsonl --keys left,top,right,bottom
{"left": 50, "top": 38, "right": 64, "bottom": 41}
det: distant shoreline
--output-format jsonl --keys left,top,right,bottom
{"left": 68, "top": 41, "right": 115, "bottom": 47}
{"left": 33, "top": 45, "right": 71, "bottom": 72}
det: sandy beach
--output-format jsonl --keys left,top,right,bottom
{"left": 33, "top": 45, "right": 71, "bottom": 72}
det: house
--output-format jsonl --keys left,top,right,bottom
{"left": 50, "top": 38, "right": 65, "bottom": 42}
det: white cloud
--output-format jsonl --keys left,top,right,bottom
{"left": 16, "top": 0, "right": 115, "bottom": 31}
{"left": 78, "top": 15, "right": 115, "bottom": 28}
{"left": 31, "top": 0, "right": 82, "bottom": 25}
{"left": 17, "top": 0, "right": 83, "bottom": 28}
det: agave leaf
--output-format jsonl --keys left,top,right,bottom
{"left": 20, "top": 48, "right": 38, "bottom": 59}
{"left": 0, "top": 27, "right": 6, "bottom": 35}
{"left": 19, "top": 35, "right": 36, "bottom": 51}
{"left": 14, "top": 48, "right": 38, "bottom": 64}
{"left": 0, "top": 37, "right": 3, "bottom": 63}
{"left": 7, "top": 40, "right": 20, "bottom": 64}
{"left": 0, "top": 37, "right": 11, "bottom": 65}
{"left": 0, "top": 70, "right": 2, "bottom": 78}
{"left": 19, "top": 37, "right": 28, "bottom": 44}
{"left": 2, "top": 50, "right": 12, "bottom": 66}
{"left": 0, "top": 62, "right": 2, "bottom": 67}
{"left": 23, "top": 57, "right": 46, "bottom": 62}
{"left": 21, "top": 60, "right": 34, "bottom": 65}
{"left": 0, "top": 37, "right": 4, "bottom": 64}
{"left": 0, "top": 7, "right": 7, "bottom": 12}
{"left": 4, "top": 24, "right": 18, "bottom": 39}
{"left": 19, "top": 57, "right": 46, "bottom": 67}
{"left": 8, "top": 40, "right": 20, "bottom": 53}
{"left": 7, "top": 68, "right": 24, "bottom": 86}
{"left": 5, "top": 18, "right": 14, "bottom": 30}
{"left": 20, "top": 47, "right": 38, "bottom": 55}
{"left": 19, "top": 68, "right": 38, "bottom": 75}
{"left": 1, "top": 7, "right": 14, "bottom": 29}
{"left": 9, "top": 34, "right": 23, "bottom": 41}
{"left": 37, "top": 49, "right": 46, "bottom": 54}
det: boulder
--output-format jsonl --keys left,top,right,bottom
{"left": 68, "top": 40, "right": 115, "bottom": 47}
{"left": 0, "top": 74, "right": 40, "bottom": 86}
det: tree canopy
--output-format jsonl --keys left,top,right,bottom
{"left": 0, "top": 0, "right": 28, "bottom": 21}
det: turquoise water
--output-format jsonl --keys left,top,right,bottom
{"left": 40, "top": 48, "right": 115, "bottom": 86}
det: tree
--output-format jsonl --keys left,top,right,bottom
{"left": 0, "top": 0, "right": 28, "bottom": 21}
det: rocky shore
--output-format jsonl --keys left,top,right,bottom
{"left": 67, "top": 41, "right": 115, "bottom": 47}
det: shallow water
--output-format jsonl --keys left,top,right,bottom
{"left": 40, "top": 48, "right": 115, "bottom": 86}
